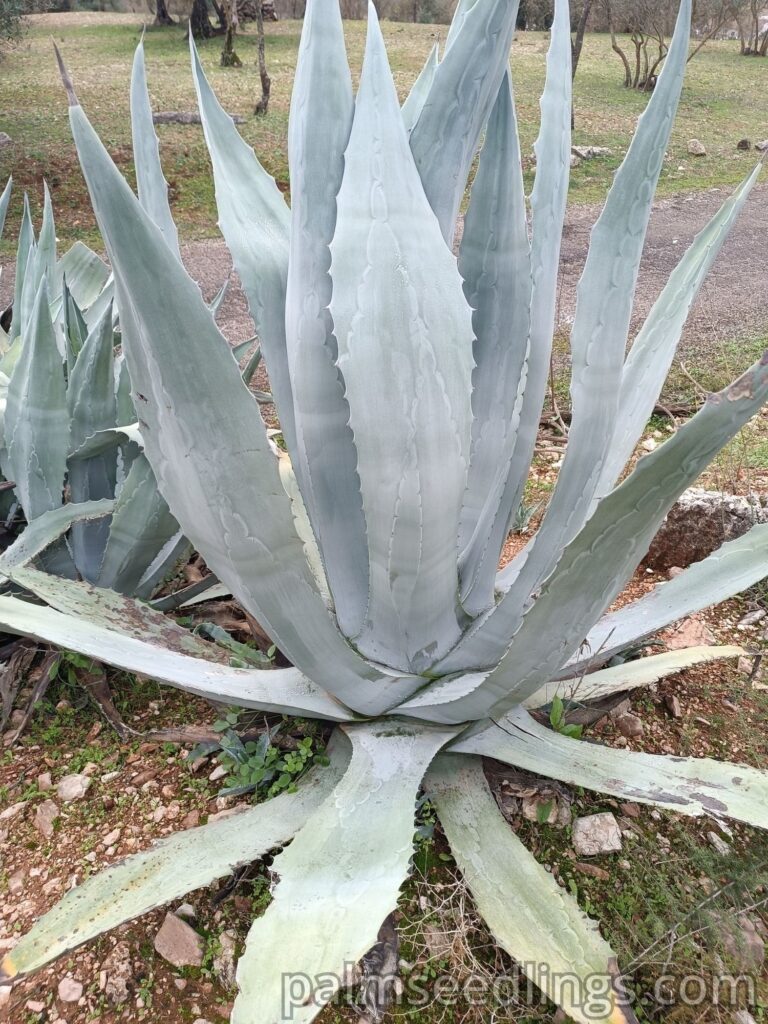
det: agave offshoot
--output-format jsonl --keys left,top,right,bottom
{"left": 1, "top": 2, "right": 767, "bottom": 1022}
{"left": 0, "top": 173, "right": 188, "bottom": 597}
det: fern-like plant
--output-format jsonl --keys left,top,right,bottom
{"left": 1, "top": 1, "right": 767, "bottom": 1022}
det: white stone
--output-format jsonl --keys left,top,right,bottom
{"left": 58, "top": 978, "right": 84, "bottom": 1002}
{"left": 572, "top": 813, "right": 622, "bottom": 857}
{"left": 34, "top": 799, "right": 60, "bottom": 839}
{"left": 57, "top": 774, "right": 91, "bottom": 803}
{"left": 154, "top": 913, "right": 204, "bottom": 968}
{"left": 0, "top": 801, "right": 25, "bottom": 821}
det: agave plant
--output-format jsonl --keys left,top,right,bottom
{"left": 1, "top": 0, "right": 768, "bottom": 1020}
{"left": 0, "top": 175, "right": 187, "bottom": 597}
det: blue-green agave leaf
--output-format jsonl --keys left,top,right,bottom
{"left": 427, "top": 755, "right": 636, "bottom": 1024}
{"left": 457, "top": 71, "right": 531, "bottom": 616}
{"left": 98, "top": 452, "right": 181, "bottom": 597}
{"left": 6, "top": 278, "right": 68, "bottom": 521}
{"left": 285, "top": 0, "right": 368, "bottom": 639}
{"left": 400, "top": 41, "right": 438, "bottom": 134}
{"left": 189, "top": 39, "right": 297, "bottom": 459}
{"left": 329, "top": 6, "right": 474, "bottom": 672}
{"left": 455, "top": 709, "right": 768, "bottom": 831}
{"left": 0, "top": 177, "right": 10, "bottom": 240}
{"left": 409, "top": 0, "right": 519, "bottom": 240}
{"left": 232, "top": 721, "right": 457, "bottom": 1023}
{"left": 490, "top": 0, "right": 572, "bottom": 593}
{"left": 597, "top": 162, "right": 763, "bottom": 496}
{"left": 130, "top": 38, "right": 181, "bottom": 258}
{"left": 66, "top": 302, "right": 118, "bottom": 582}
{"left": 499, "top": 0, "right": 692, "bottom": 604}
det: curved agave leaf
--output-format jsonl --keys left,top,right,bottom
{"left": 427, "top": 755, "right": 637, "bottom": 1024}
{"left": 569, "top": 523, "right": 768, "bottom": 674}
{"left": 527, "top": 645, "right": 745, "bottom": 709}
{"left": 0, "top": 734, "right": 352, "bottom": 980}
{"left": 232, "top": 721, "right": 458, "bottom": 1024}
{"left": 57, "top": 241, "right": 111, "bottom": 314}
{"left": 97, "top": 452, "right": 181, "bottom": 597}
{"left": 37, "top": 183, "right": 57, "bottom": 288}
{"left": 422, "top": 355, "right": 768, "bottom": 718}
{"left": 67, "top": 302, "right": 118, "bottom": 582}
{"left": 0, "top": 177, "right": 11, "bottom": 239}
{"left": 498, "top": 0, "right": 692, "bottom": 602}
{"left": 130, "top": 39, "right": 181, "bottom": 258}
{"left": 10, "top": 194, "right": 34, "bottom": 341}
{"left": 133, "top": 529, "right": 190, "bottom": 599}
{"left": 189, "top": 40, "right": 297, "bottom": 458}
{"left": 487, "top": 0, "right": 571, "bottom": 595}
{"left": 69, "top": 423, "right": 144, "bottom": 461}
{"left": 408, "top": 0, "right": 519, "bottom": 241}
{"left": 454, "top": 708, "right": 768, "bottom": 829}
{"left": 596, "top": 163, "right": 763, "bottom": 497}
{"left": 330, "top": 6, "right": 473, "bottom": 671}
{"left": 9, "top": 564, "right": 226, "bottom": 656}
{"left": 277, "top": 452, "right": 331, "bottom": 608}
{"left": 0, "top": 584, "right": 356, "bottom": 722}
{"left": 62, "top": 280, "right": 88, "bottom": 371}
{"left": 0, "top": 499, "right": 114, "bottom": 572}
{"left": 444, "top": 0, "right": 478, "bottom": 51}
{"left": 284, "top": 0, "right": 368, "bottom": 639}
{"left": 66, "top": 88, "right": 420, "bottom": 715}
{"left": 6, "top": 278, "right": 68, "bottom": 521}
{"left": 457, "top": 71, "right": 531, "bottom": 616}
{"left": 400, "top": 41, "right": 438, "bottom": 134}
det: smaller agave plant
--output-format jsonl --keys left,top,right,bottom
{"left": 0, "top": 172, "right": 186, "bottom": 597}
{"left": 1, "top": 1, "right": 768, "bottom": 1022}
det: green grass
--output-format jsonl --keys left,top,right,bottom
{"left": 0, "top": 14, "right": 766, "bottom": 251}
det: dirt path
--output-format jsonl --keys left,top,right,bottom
{"left": 182, "top": 180, "right": 768, "bottom": 366}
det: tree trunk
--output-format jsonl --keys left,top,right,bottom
{"left": 221, "top": 0, "right": 242, "bottom": 66}
{"left": 570, "top": 0, "right": 592, "bottom": 129}
{"left": 191, "top": 0, "right": 215, "bottom": 37}
{"left": 154, "top": 0, "right": 175, "bottom": 25}
{"left": 254, "top": 0, "right": 271, "bottom": 114}
{"left": 571, "top": 0, "right": 592, "bottom": 79}
{"left": 211, "top": 0, "right": 226, "bottom": 27}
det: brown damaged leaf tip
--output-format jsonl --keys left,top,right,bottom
{"left": 52, "top": 41, "right": 78, "bottom": 107}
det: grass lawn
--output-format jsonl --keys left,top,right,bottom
{"left": 0, "top": 14, "right": 767, "bottom": 251}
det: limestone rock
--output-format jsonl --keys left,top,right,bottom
{"left": 664, "top": 694, "right": 683, "bottom": 718}
{"left": 571, "top": 145, "right": 612, "bottom": 159}
{"left": 57, "top": 773, "right": 92, "bottom": 803}
{"left": 213, "top": 929, "right": 238, "bottom": 990}
{"left": 34, "top": 799, "right": 60, "bottom": 839}
{"left": 614, "top": 712, "right": 644, "bottom": 739}
{"left": 0, "top": 801, "right": 25, "bottom": 821}
{"left": 572, "top": 813, "right": 622, "bottom": 856}
{"left": 154, "top": 912, "right": 204, "bottom": 968}
{"left": 58, "top": 977, "right": 84, "bottom": 1002}
{"left": 663, "top": 615, "right": 716, "bottom": 650}
{"left": 687, "top": 138, "right": 706, "bottom": 155}
{"left": 101, "top": 941, "right": 133, "bottom": 1005}
{"left": 646, "top": 488, "right": 768, "bottom": 571}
